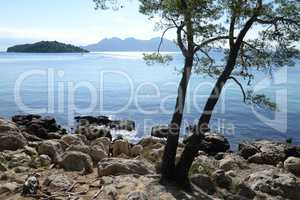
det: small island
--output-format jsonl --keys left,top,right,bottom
{"left": 7, "top": 41, "right": 89, "bottom": 53}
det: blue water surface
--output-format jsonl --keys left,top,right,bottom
{"left": 0, "top": 51, "right": 299, "bottom": 148}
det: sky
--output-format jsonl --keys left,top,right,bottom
{"left": 0, "top": 0, "right": 174, "bottom": 51}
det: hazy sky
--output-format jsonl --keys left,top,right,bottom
{"left": 0, "top": 0, "right": 174, "bottom": 51}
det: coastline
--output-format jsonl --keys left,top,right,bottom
{"left": 1, "top": 114, "right": 300, "bottom": 199}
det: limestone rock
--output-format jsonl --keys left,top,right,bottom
{"left": 284, "top": 156, "right": 300, "bottom": 176}
{"left": 131, "top": 145, "right": 143, "bottom": 157}
{"left": 37, "top": 140, "right": 63, "bottom": 163}
{"left": 60, "top": 151, "right": 93, "bottom": 173}
{"left": 97, "top": 158, "right": 154, "bottom": 177}
{"left": 112, "top": 139, "right": 130, "bottom": 157}
{"left": 91, "top": 137, "right": 111, "bottom": 154}
{"left": 90, "top": 145, "right": 108, "bottom": 163}
{"left": 43, "top": 173, "right": 73, "bottom": 192}
{"left": 61, "top": 134, "right": 85, "bottom": 146}
{"left": 245, "top": 169, "right": 300, "bottom": 200}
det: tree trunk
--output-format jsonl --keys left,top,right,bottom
{"left": 174, "top": 74, "right": 228, "bottom": 186}
{"left": 160, "top": 56, "right": 193, "bottom": 182}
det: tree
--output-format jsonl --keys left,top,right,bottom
{"left": 175, "top": 0, "right": 300, "bottom": 186}
{"left": 93, "top": 0, "right": 300, "bottom": 188}
{"left": 140, "top": 0, "right": 227, "bottom": 183}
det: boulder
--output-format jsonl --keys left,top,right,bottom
{"left": 190, "top": 174, "right": 216, "bottom": 195}
{"left": 211, "top": 169, "right": 232, "bottom": 189}
{"left": 245, "top": 169, "right": 300, "bottom": 200}
{"left": 75, "top": 115, "right": 111, "bottom": 126}
{"left": 240, "top": 140, "right": 288, "bottom": 165}
{"left": 60, "top": 151, "right": 93, "bottom": 173}
{"left": 112, "top": 139, "right": 130, "bottom": 157}
{"left": 0, "top": 118, "right": 26, "bottom": 151}
{"left": 43, "top": 174, "right": 73, "bottom": 192}
{"left": 47, "top": 132, "right": 62, "bottom": 139}
{"left": 75, "top": 125, "right": 112, "bottom": 140}
{"left": 97, "top": 158, "right": 154, "bottom": 177}
{"left": 66, "top": 144, "right": 90, "bottom": 154}
{"left": 37, "top": 140, "right": 63, "bottom": 163}
{"left": 0, "top": 133, "right": 27, "bottom": 151}
{"left": 12, "top": 114, "right": 66, "bottom": 139}
{"left": 151, "top": 125, "right": 169, "bottom": 138}
{"left": 12, "top": 114, "right": 41, "bottom": 126}
{"left": 238, "top": 142, "right": 260, "bottom": 159}
{"left": 284, "top": 157, "right": 300, "bottom": 176}
{"left": 90, "top": 145, "right": 108, "bottom": 163}
{"left": 131, "top": 145, "right": 143, "bottom": 157}
{"left": 138, "top": 137, "right": 164, "bottom": 148}
{"left": 0, "top": 118, "right": 19, "bottom": 132}
{"left": 219, "top": 154, "right": 248, "bottom": 171}
{"left": 26, "top": 123, "right": 48, "bottom": 139}
{"left": 91, "top": 137, "right": 111, "bottom": 154}
{"left": 61, "top": 134, "right": 85, "bottom": 146}
{"left": 202, "top": 133, "right": 230, "bottom": 155}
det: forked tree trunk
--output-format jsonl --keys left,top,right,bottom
{"left": 160, "top": 56, "right": 193, "bottom": 182}
{"left": 174, "top": 73, "right": 229, "bottom": 186}
{"left": 174, "top": 15, "right": 257, "bottom": 186}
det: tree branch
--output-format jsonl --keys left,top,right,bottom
{"left": 194, "top": 36, "right": 232, "bottom": 53}
{"left": 228, "top": 76, "right": 246, "bottom": 102}
{"left": 158, "top": 26, "right": 176, "bottom": 53}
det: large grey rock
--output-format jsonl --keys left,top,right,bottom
{"left": 0, "top": 133, "right": 27, "bottom": 151}
{"left": 0, "top": 118, "right": 26, "bottom": 151}
{"left": 60, "top": 151, "right": 93, "bottom": 173}
{"left": 43, "top": 174, "right": 73, "bottom": 192}
{"left": 202, "top": 133, "right": 230, "bottom": 155}
{"left": 97, "top": 158, "right": 154, "bottom": 177}
{"left": 219, "top": 154, "right": 248, "bottom": 171}
{"left": 75, "top": 125, "right": 111, "bottom": 140}
{"left": 238, "top": 142, "right": 260, "bottom": 159}
{"left": 90, "top": 145, "right": 108, "bottom": 163}
{"left": 240, "top": 140, "right": 287, "bottom": 165}
{"left": 190, "top": 174, "right": 216, "bottom": 195}
{"left": 245, "top": 169, "right": 300, "bottom": 200}
{"left": 61, "top": 134, "right": 85, "bottom": 146}
{"left": 284, "top": 156, "right": 300, "bottom": 176}
{"left": 37, "top": 140, "right": 63, "bottom": 163}
{"left": 66, "top": 144, "right": 90, "bottom": 154}
{"left": 91, "top": 137, "right": 111, "bottom": 154}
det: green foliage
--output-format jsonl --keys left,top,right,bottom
{"left": 7, "top": 41, "right": 89, "bottom": 53}
{"left": 143, "top": 53, "right": 173, "bottom": 65}
{"left": 245, "top": 90, "right": 277, "bottom": 111}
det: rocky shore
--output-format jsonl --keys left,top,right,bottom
{"left": 0, "top": 115, "right": 300, "bottom": 200}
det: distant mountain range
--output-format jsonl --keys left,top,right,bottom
{"left": 83, "top": 37, "right": 179, "bottom": 52}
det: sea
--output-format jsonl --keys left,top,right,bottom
{"left": 0, "top": 51, "right": 299, "bottom": 148}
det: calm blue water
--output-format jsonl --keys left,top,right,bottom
{"left": 0, "top": 52, "right": 299, "bottom": 147}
